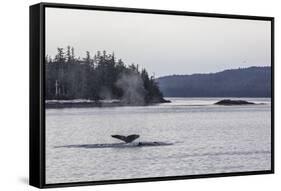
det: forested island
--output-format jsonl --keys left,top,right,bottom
{"left": 157, "top": 66, "right": 271, "bottom": 97}
{"left": 45, "top": 46, "right": 168, "bottom": 108}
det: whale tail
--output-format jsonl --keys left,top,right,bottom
{"left": 111, "top": 134, "right": 140, "bottom": 143}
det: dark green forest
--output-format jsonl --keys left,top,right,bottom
{"left": 45, "top": 46, "right": 166, "bottom": 104}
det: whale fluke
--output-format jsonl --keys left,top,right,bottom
{"left": 111, "top": 134, "right": 140, "bottom": 143}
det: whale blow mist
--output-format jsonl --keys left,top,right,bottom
{"left": 116, "top": 72, "right": 147, "bottom": 105}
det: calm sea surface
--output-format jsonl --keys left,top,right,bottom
{"left": 46, "top": 97, "right": 271, "bottom": 184}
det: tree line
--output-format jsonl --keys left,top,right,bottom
{"left": 45, "top": 46, "right": 165, "bottom": 104}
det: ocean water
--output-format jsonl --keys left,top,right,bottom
{"left": 45, "top": 97, "right": 271, "bottom": 184}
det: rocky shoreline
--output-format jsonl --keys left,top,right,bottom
{"left": 45, "top": 98, "right": 170, "bottom": 109}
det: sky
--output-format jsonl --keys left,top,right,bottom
{"left": 46, "top": 7, "right": 271, "bottom": 77}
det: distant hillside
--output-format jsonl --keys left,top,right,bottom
{"left": 157, "top": 66, "right": 271, "bottom": 97}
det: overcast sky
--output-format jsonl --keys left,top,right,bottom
{"left": 46, "top": 8, "right": 271, "bottom": 77}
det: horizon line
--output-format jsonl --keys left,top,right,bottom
{"left": 157, "top": 65, "right": 271, "bottom": 78}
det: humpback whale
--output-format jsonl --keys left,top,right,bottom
{"left": 111, "top": 134, "right": 140, "bottom": 143}
{"left": 55, "top": 134, "right": 173, "bottom": 149}
{"left": 54, "top": 134, "right": 174, "bottom": 149}
{"left": 55, "top": 141, "right": 173, "bottom": 149}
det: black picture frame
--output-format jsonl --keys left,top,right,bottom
{"left": 30, "top": 2, "right": 275, "bottom": 188}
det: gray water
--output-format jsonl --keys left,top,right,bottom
{"left": 46, "top": 97, "right": 271, "bottom": 184}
